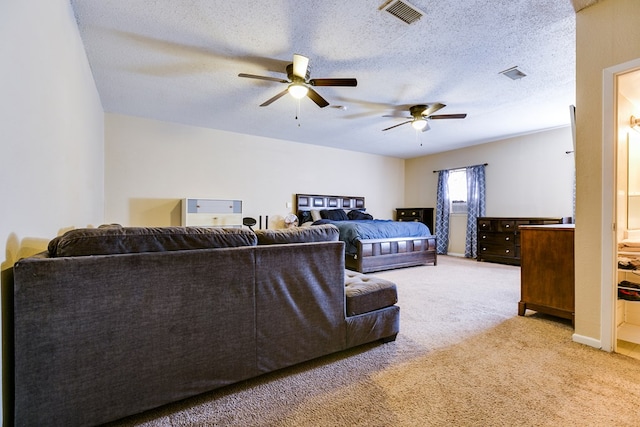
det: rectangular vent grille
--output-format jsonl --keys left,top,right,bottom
{"left": 383, "top": 0, "right": 425, "bottom": 24}
{"left": 499, "top": 66, "right": 527, "bottom": 80}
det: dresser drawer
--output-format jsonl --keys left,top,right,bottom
{"left": 498, "top": 220, "right": 516, "bottom": 232}
{"left": 479, "top": 232, "right": 516, "bottom": 245}
{"left": 397, "top": 217, "right": 421, "bottom": 222}
{"left": 478, "top": 219, "right": 493, "bottom": 231}
{"left": 397, "top": 209, "right": 421, "bottom": 218}
{"left": 479, "top": 241, "right": 518, "bottom": 257}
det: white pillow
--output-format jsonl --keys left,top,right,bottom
{"left": 311, "top": 210, "right": 322, "bottom": 221}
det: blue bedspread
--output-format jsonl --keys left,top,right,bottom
{"left": 319, "top": 220, "right": 431, "bottom": 255}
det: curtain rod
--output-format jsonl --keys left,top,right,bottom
{"left": 432, "top": 163, "right": 488, "bottom": 173}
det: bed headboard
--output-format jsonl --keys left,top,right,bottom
{"left": 295, "top": 194, "right": 365, "bottom": 214}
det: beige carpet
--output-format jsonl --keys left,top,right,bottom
{"left": 107, "top": 256, "right": 640, "bottom": 426}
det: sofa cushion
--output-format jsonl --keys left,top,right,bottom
{"left": 344, "top": 270, "right": 398, "bottom": 316}
{"left": 254, "top": 224, "right": 339, "bottom": 245}
{"left": 48, "top": 226, "right": 258, "bottom": 257}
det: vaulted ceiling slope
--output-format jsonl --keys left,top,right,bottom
{"left": 71, "top": 0, "right": 576, "bottom": 159}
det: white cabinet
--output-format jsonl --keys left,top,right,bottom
{"left": 181, "top": 198, "right": 242, "bottom": 227}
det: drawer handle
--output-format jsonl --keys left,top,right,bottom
{"left": 505, "top": 224, "right": 511, "bottom": 228}
{"left": 505, "top": 237, "right": 510, "bottom": 241}
{"left": 505, "top": 249, "right": 510, "bottom": 254}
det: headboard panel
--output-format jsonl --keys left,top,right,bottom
{"left": 296, "top": 194, "right": 365, "bottom": 214}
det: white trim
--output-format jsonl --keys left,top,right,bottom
{"left": 601, "top": 65, "right": 616, "bottom": 352}
{"left": 600, "top": 58, "right": 640, "bottom": 353}
{"left": 446, "top": 252, "right": 465, "bottom": 258}
{"left": 572, "top": 333, "right": 602, "bottom": 350}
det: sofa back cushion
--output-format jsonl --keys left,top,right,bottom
{"left": 254, "top": 224, "right": 339, "bottom": 245}
{"left": 48, "top": 225, "right": 258, "bottom": 257}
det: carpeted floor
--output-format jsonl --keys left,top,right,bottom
{"left": 106, "top": 256, "right": 640, "bottom": 426}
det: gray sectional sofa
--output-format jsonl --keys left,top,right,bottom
{"left": 9, "top": 224, "right": 399, "bottom": 426}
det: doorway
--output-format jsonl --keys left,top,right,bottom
{"left": 602, "top": 59, "right": 640, "bottom": 356}
{"left": 615, "top": 68, "right": 640, "bottom": 357}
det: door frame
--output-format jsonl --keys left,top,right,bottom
{"left": 601, "top": 57, "right": 640, "bottom": 352}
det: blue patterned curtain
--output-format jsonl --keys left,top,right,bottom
{"left": 435, "top": 170, "right": 450, "bottom": 254}
{"left": 465, "top": 165, "right": 486, "bottom": 258}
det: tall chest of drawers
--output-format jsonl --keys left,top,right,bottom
{"left": 396, "top": 208, "right": 435, "bottom": 234}
{"left": 518, "top": 224, "right": 575, "bottom": 324}
{"left": 476, "top": 217, "right": 564, "bottom": 265}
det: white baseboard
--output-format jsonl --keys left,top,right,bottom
{"left": 446, "top": 252, "right": 465, "bottom": 258}
{"left": 572, "top": 333, "right": 603, "bottom": 350}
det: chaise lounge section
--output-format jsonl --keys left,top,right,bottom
{"left": 9, "top": 224, "right": 399, "bottom": 426}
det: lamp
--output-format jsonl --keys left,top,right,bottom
{"left": 288, "top": 83, "right": 308, "bottom": 99}
{"left": 411, "top": 118, "right": 428, "bottom": 131}
{"left": 631, "top": 115, "right": 640, "bottom": 130}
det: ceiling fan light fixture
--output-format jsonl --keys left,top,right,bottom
{"left": 412, "top": 118, "right": 428, "bottom": 130}
{"left": 288, "top": 83, "right": 308, "bottom": 99}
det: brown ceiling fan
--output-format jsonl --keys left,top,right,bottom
{"left": 382, "top": 103, "right": 467, "bottom": 132}
{"left": 238, "top": 54, "right": 357, "bottom": 108}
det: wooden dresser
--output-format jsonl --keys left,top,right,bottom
{"left": 518, "top": 224, "right": 575, "bottom": 325}
{"left": 476, "top": 217, "right": 564, "bottom": 265}
{"left": 396, "top": 208, "right": 434, "bottom": 234}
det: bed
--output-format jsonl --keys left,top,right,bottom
{"left": 296, "top": 194, "right": 437, "bottom": 273}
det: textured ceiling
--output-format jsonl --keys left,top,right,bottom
{"left": 70, "top": 0, "right": 576, "bottom": 159}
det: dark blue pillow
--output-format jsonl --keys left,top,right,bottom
{"left": 320, "top": 209, "right": 349, "bottom": 221}
{"left": 347, "top": 210, "right": 373, "bottom": 220}
{"left": 298, "top": 210, "right": 313, "bottom": 224}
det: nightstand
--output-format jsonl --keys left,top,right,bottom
{"left": 396, "top": 208, "right": 434, "bottom": 234}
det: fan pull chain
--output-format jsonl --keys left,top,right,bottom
{"left": 295, "top": 99, "right": 302, "bottom": 127}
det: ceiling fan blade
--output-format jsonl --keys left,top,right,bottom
{"left": 382, "top": 120, "right": 411, "bottom": 131}
{"left": 292, "top": 54, "right": 309, "bottom": 79}
{"left": 429, "top": 113, "right": 468, "bottom": 119}
{"left": 238, "top": 73, "right": 289, "bottom": 84}
{"left": 382, "top": 114, "right": 412, "bottom": 119}
{"left": 309, "top": 78, "right": 358, "bottom": 87}
{"left": 307, "top": 87, "right": 329, "bottom": 108}
{"left": 422, "top": 102, "right": 446, "bottom": 117}
{"left": 259, "top": 89, "right": 289, "bottom": 107}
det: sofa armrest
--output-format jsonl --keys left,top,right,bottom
{"left": 254, "top": 241, "right": 346, "bottom": 372}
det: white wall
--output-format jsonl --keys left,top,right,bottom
{"left": 404, "top": 126, "right": 574, "bottom": 217}
{"left": 0, "top": 0, "right": 104, "bottom": 422}
{"left": 104, "top": 114, "right": 405, "bottom": 228}
{"left": 575, "top": 0, "right": 640, "bottom": 344}
{"left": 404, "top": 127, "right": 575, "bottom": 251}
{"left": 0, "top": 0, "right": 104, "bottom": 264}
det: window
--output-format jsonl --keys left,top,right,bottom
{"left": 448, "top": 168, "right": 467, "bottom": 214}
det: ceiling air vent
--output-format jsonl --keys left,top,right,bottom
{"left": 499, "top": 66, "right": 527, "bottom": 80}
{"left": 382, "top": 0, "right": 425, "bottom": 25}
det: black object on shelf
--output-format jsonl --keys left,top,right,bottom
{"left": 243, "top": 217, "right": 256, "bottom": 231}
